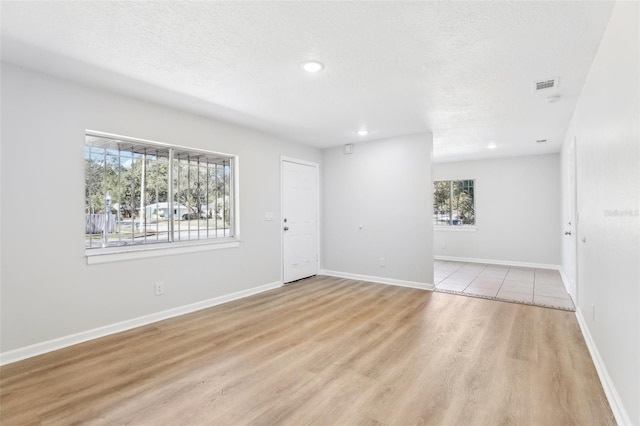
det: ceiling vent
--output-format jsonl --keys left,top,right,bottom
{"left": 536, "top": 139, "right": 548, "bottom": 144}
{"left": 534, "top": 78, "right": 559, "bottom": 91}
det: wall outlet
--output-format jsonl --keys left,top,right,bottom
{"left": 379, "top": 257, "right": 386, "bottom": 267}
{"left": 155, "top": 282, "right": 165, "bottom": 296}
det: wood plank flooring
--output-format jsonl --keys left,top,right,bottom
{"left": 0, "top": 276, "right": 615, "bottom": 425}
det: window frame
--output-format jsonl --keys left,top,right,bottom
{"left": 84, "top": 130, "right": 240, "bottom": 264}
{"left": 433, "top": 178, "right": 476, "bottom": 231}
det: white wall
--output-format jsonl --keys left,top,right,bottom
{"left": 560, "top": 2, "right": 639, "bottom": 424}
{"left": 433, "top": 154, "right": 561, "bottom": 267}
{"left": 0, "top": 63, "right": 321, "bottom": 355}
{"left": 322, "top": 134, "right": 433, "bottom": 287}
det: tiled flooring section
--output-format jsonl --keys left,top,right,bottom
{"left": 434, "top": 260, "right": 575, "bottom": 311}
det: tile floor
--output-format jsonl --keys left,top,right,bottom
{"left": 434, "top": 260, "right": 575, "bottom": 311}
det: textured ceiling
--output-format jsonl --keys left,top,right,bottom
{"left": 1, "top": 1, "right": 615, "bottom": 161}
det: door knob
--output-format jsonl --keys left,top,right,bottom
{"left": 564, "top": 231, "right": 572, "bottom": 236}
{"left": 284, "top": 226, "right": 289, "bottom": 231}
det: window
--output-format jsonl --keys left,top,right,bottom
{"left": 85, "top": 132, "right": 236, "bottom": 251}
{"left": 433, "top": 179, "right": 475, "bottom": 227}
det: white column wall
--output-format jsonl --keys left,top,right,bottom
{"left": 560, "top": 2, "right": 639, "bottom": 424}
{"left": 322, "top": 134, "right": 433, "bottom": 287}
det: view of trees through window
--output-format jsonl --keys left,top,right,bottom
{"left": 433, "top": 179, "right": 475, "bottom": 226}
{"left": 85, "top": 134, "right": 234, "bottom": 249}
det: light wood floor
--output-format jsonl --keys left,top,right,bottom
{"left": 0, "top": 276, "right": 615, "bottom": 425}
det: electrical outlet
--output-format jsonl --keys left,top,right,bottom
{"left": 155, "top": 282, "right": 165, "bottom": 296}
{"left": 379, "top": 257, "right": 386, "bottom": 267}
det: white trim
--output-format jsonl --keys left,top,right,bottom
{"left": 434, "top": 255, "right": 560, "bottom": 270}
{"left": 321, "top": 269, "right": 434, "bottom": 291}
{"left": 84, "top": 130, "right": 241, "bottom": 263}
{"left": 575, "top": 308, "right": 632, "bottom": 426}
{"left": 434, "top": 226, "right": 477, "bottom": 232}
{"left": 280, "top": 156, "right": 319, "bottom": 168}
{"left": 87, "top": 240, "right": 240, "bottom": 265}
{"left": 0, "top": 280, "right": 282, "bottom": 366}
{"left": 86, "top": 129, "right": 237, "bottom": 159}
{"left": 558, "top": 268, "right": 574, "bottom": 301}
{"left": 281, "top": 157, "right": 321, "bottom": 284}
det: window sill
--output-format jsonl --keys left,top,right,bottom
{"left": 434, "top": 226, "right": 477, "bottom": 232}
{"left": 86, "top": 239, "right": 240, "bottom": 265}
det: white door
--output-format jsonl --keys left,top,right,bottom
{"left": 282, "top": 160, "right": 318, "bottom": 283}
{"left": 565, "top": 136, "right": 578, "bottom": 302}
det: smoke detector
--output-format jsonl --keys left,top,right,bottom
{"left": 534, "top": 78, "right": 559, "bottom": 91}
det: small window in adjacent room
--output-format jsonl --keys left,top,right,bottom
{"left": 84, "top": 131, "right": 237, "bottom": 252}
{"left": 433, "top": 179, "right": 475, "bottom": 227}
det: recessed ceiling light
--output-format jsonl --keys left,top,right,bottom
{"left": 487, "top": 143, "right": 497, "bottom": 149}
{"left": 301, "top": 61, "right": 324, "bottom": 73}
{"left": 356, "top": 129, "right": 369, "bottom": 136}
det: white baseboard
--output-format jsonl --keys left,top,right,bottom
{"left": 0, "top": 281, "right": 282, "bottom": 366}
{"left": 320, "top": 269, "right": 434, "bottom": 291}
{"left": 575, "top": 307, "right": 632, "bottom": 426}
{"left": 434, "top": 255, "right": 560, "bottom": 270}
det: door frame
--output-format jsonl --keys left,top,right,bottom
{"left": 280, "top": 156, "right": 321, "bottom": 284}
{"left": 565, "top": 135, "right": 579, "bottom": 303}
{"left": 571, "top": 136, "right": 579, "bottom": 303}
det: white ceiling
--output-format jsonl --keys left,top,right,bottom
{"left": 1, "top": 1, "right": 614, "bottom": 161}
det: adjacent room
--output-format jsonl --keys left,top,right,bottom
{"left": 1, "top": 1, "right": 638, "bottom": 425}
